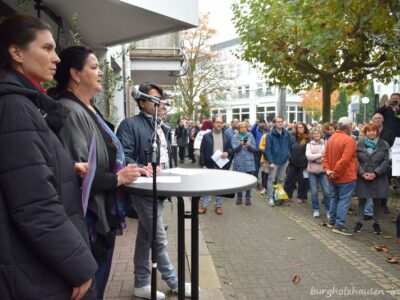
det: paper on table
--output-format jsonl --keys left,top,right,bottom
{"left": 132, "top": 176, "right": 182, "bottom": 184}
{"left": 162, "top": 168, "right": 208, "bottom": 175}
{"left": 211, "top": 149, "right": 230, "bottom": 168}
{"left": 81, "top": 135, "right": 96, "bottom": 216}
{"left": 392, "top": 137, "right": 400, "bottom": 176}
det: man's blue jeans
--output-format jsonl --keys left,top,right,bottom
{"left": 309, "top": 172, "right": 331, "bottom": 212}
{"left": 328, "top": 181, "right": 356, "bottom": 228}
{"left": 131, "top": 195, "right": 178, "bottom": 289}
{"left": 200, "top": 195, "right": 223, "bottom": 208}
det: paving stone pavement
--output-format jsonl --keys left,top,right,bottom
{"left": 104, "top": 195, "right": 224, "bottom": 300}
{"left": 104, "top": 160, "right": 400, "bottom": 299}
{"left": 199, "top": 187, "right": 400, "bottom": 300}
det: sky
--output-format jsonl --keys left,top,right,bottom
{"left": 198, "top": 0, "right": 238, "bottom": 44}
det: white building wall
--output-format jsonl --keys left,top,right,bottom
{"left": 211, "top": 40, "right": 303, "bottom": 124}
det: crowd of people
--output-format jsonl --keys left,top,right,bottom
{"left": 178, "top": 97, "right": 398, "bottom": 239}
{"left": 0, "top": 13, "right": 399, "bottom": 300}
{"left": 184, "top": 103, "right": 400, "bottom": 239}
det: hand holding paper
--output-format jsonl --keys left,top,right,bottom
{"left": 211, "top": 149, "right": 230, "bottom": 168}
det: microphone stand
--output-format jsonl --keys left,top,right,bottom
{"left": 150, "top": 103, "right": 160, "bottom": 300}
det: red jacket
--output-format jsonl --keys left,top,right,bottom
{"left": 322, "top": 130, "right": 357, "bottom": 183}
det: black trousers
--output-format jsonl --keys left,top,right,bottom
{"left": 188, "top": 140, "right": 195, "bottom": 161}
{"left": 178, "top": 146, "right": 185, "bottom": 161}
{"left": 284, "top": 163, "right": 309, "bottom": 200}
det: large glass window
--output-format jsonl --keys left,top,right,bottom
{"left": 266, "top": 106, "right": 276, "bottom": 122}
{"left": 297, "top": 107, "right": 304, "bottom": 122}
{"left": 285, "top": 105, "right": 303, "bottom": 123}
{"left": 256, "top": 106, "right": 265, "bottom": 120}
{"left": 256, "top": 106, "right": 276, "bottom": 122}
{"left": 211, "top": 109, "right": 226, "bottom": 122}
{"left": 232, "top": 107, "right": 249, "bottom": 121}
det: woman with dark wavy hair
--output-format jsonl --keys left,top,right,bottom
{"left": 284, "top": 122, "right": 310, "bottom": 203}
{"left": 49, "top": 45, "right": 147, "bottom": 299}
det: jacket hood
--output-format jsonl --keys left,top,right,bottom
{"left": 0, "top": 69, "right": 69, "bottom": 134}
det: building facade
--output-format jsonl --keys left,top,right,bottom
{"left": 209, "top": 38, "right": 306, "bottom": 124}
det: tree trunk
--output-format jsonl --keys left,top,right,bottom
{"left": 322, "top": 79, "right": 333, "bottom": 123}
{"left": 277, "top": 87, "right": 286, "bottom": 119}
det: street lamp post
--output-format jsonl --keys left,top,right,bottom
{"left": 361, "top": 97, "right": 370, "bottom": 123}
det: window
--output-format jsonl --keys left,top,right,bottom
{"left": 212, "top": 109, "right": 226, "bottom": 122}
{"left": 256, "top": 106, "right": 266, "bottom": 120}
{"left": 256, "top": 106, "right": 276, "bottom": 122}
{"left": 256, "top": 83, "right": 263, "bottom": 97}
{"left": 244, "top": 85, "right": 250, "bottom": 98}
{"left": 297, "top": 107, "right": 304, "bottom": 122}
{"left": 285, "top": 105, "right": 304, "bottom": 123}
{"left": 266, "top": 106, "right": 276, "bottom": 122}
{"left": 266, "top": 86, "right": 273, "bottom": 95}
{"left": 232, "top": 107, "right": 249, "bottom": 121}
{"left": 238, "top": 87, "right": 243, "bottom": 98}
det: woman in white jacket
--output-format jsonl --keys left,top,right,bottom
{"left": 306, "top": 128, "right": 332, "bottom": 218}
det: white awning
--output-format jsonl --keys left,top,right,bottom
{"left": 3, "top": 0, "right": 198, "bottom": 49}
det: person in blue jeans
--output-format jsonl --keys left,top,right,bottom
{"left": 322, "top": 117, "right": 358, "bottom": 236}
{"left": 265, "top": 116, "right": 291, "bottom": 207}
{"left": 232, "top": 122, "right": 257, "bottom": 205}
{"left": 199, "top": 116, "right": 233, "bottom": 215}
{"left": 117, "top": 83, "right": 192, "bottom": 299}
{"left": 306, "top": 128, "right": 331, "bottom": 218}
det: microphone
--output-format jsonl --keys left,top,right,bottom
{"left": 132, "top": 87, "right": 171, "bottom": 106}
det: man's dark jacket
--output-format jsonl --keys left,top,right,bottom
{"left": 0, "top": 70, "right": 97, "bottom": 299}
{"left": 376, "top": 105, "right": 400, "bottom": 138}
{"left": 116, "top": 112, "right": 171, "bottom": 166}
{"left": 199, "top": 130, "right": 232, "bottom": 169}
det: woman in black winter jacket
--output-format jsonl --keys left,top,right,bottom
{"left": 284, "top": 122, "right": 310, "bottom": 203}
{"left": 0, "top": 15, "right": 97, "bottom": 299}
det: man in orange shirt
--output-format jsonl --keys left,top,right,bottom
{"left": 323, "top": 117, "right": 358, "bottom": 236}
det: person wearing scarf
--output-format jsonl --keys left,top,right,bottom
{"left": 0, "top": 15, "right": 97, "bottom": 299}
{"left": 354, "top": 124, "right": 390, "bottom": 235}
{"left": 284, "top": 122, "right": 310, "bottom": 203}
{"left": 48, "top": 46, "right": 146, "bottom": 299}
{"left": 232, "top": 121, "right": 257, "bottom": 205}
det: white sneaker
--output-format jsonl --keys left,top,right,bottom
{"left": 172, "top": 282, "right": 195, "bottom": 298}
{"left": 313, "top": 211, "right": 320, "bottom": 218}
{"left": 268, "top": 199, "right": 275, "bottom": 207}
{"left": 260, "top": 188, "right": 267, "bottom": 195}
{"left": 133, "top": 285, "right": 165, "bottom": 300}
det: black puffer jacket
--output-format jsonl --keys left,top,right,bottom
{"left": 0, "top": 70, "right": 97, "bottom": 299}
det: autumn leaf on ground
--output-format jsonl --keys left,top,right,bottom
{"left": 319, "top": 220, "right": 327, "bottom": 227}
{"left": 374, "top": 245, "right": 389, "bottom": 253}
{"left": 287, "top": 237, "right": 295, "bottom": 240}
{"left": 296, "top": 261, "right": 303, "bottom": 267}
{"left": 384, "top": 236, "right": 392, "bottom": 239}
{"left": 387, "top": 257, "right": 399, "bottom": 264}
{"left": 292, "top": 274, "right": 301, "bottom": 284}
